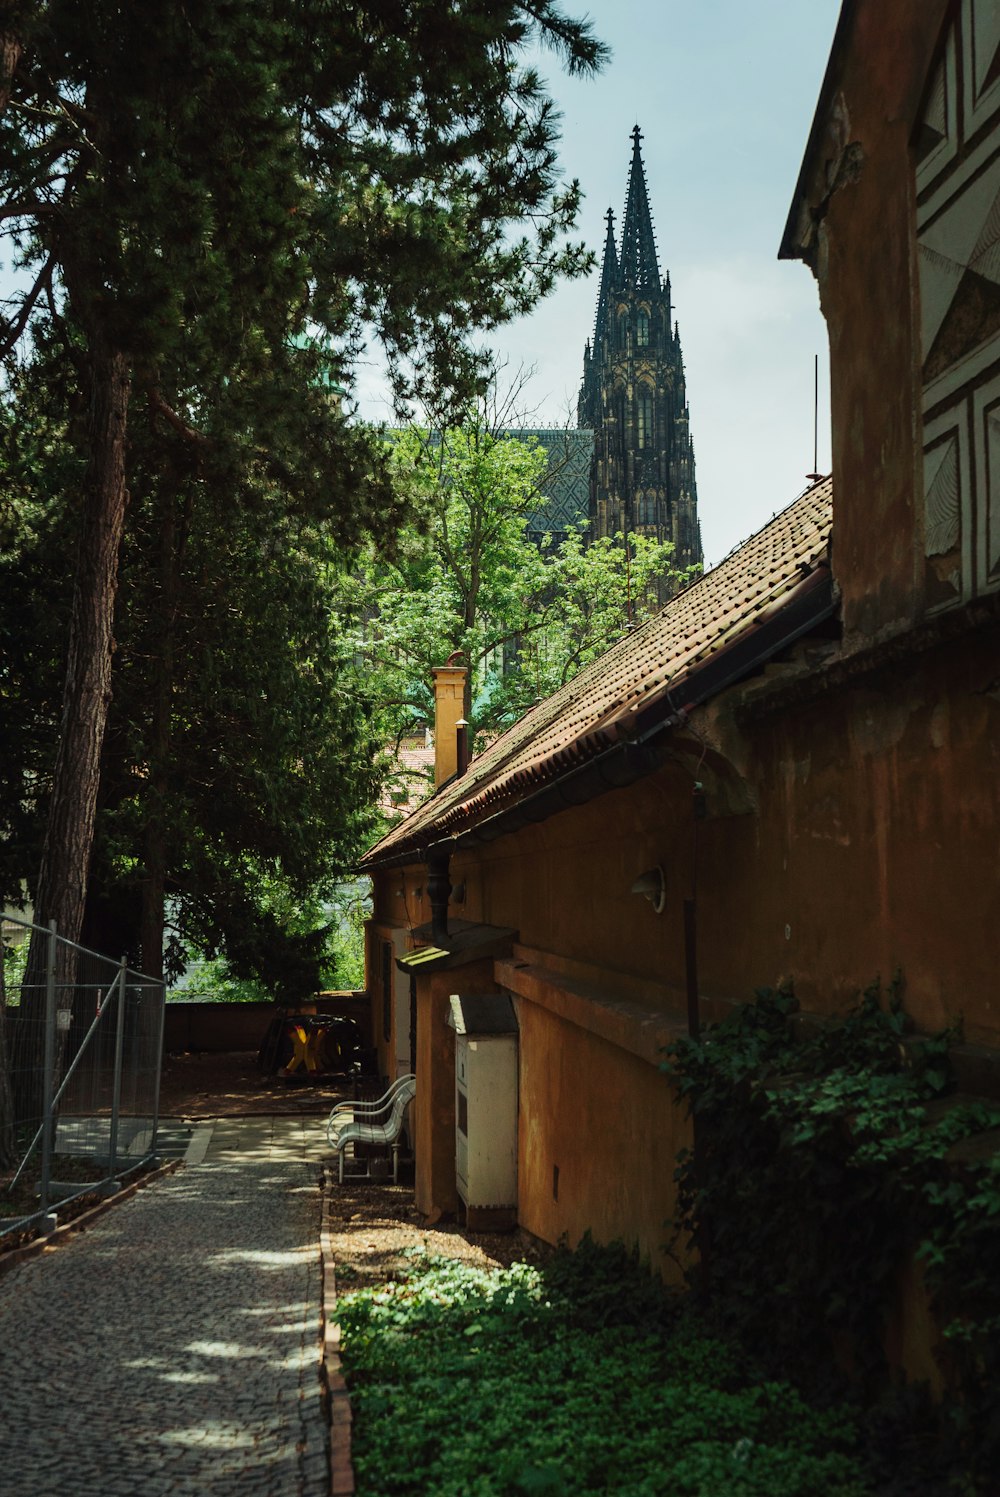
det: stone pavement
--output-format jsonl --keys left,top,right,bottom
{"left": 0, "top": 1116, "right": 331, "bottom": 1497}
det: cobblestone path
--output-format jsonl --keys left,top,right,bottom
{"left": 0, "top": 1117, "right": 330, "bottom": 1497}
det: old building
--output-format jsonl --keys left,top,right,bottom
{"left": 358, "top": 0, "right": 1000, "bottom": 1351}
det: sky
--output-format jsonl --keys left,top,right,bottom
{"left": 357, "top": 0, "right": 843, "bottom": 568}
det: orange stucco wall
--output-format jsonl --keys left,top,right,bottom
{"left": 513, "top": 987, "right": 690, "bottom": 1279}
{"left": 797, "top": 1, "right": 947, "bottom": 643}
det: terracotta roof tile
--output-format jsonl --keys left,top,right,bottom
{"left": 362, "top": 479, "right": 833, "bottom": 866}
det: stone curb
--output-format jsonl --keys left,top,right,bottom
{"left": 0, "top": 1158, "right": 182, "bottom": 1278}
{"left": 321, "top": 1165, "right": 356, "bottom": 1497}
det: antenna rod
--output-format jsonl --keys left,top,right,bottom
{"left": 806, "top": 353, "right": 822, "bottom": 484}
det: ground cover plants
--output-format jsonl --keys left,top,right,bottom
{"left": 337, "top": 1239, "right": 875, "bottom": 1496}
{"left": 663, "top": 984, "right": 1000, "bottom": 1492}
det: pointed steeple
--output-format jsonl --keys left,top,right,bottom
{"left": 576, "top": 126, "right": 701, "bottom": 580}
{"left": 592, "top": 208, "right": 619, "bottom": 347}
{"left": 619, "top": 126, "right": 660, "bottom": 289}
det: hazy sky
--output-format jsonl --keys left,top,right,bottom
{"left": 358, "top": 0, "right": 843, "bottom": 566}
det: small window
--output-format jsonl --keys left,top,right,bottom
{"left": 637, "top": 311, "right": 650, "bottom": 347}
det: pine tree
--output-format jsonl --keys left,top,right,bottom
{"left": 0, "top": 1, "right": 606, "bottom": 1012}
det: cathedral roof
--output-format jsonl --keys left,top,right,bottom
{"left": 505, "top": 428, "right": 593, "bottom": 536}
{"left": 619, "top": 126, "right": 661, "bottom": 290}
{"left": 362, "top": 478, "right": 834, "bottom": 868}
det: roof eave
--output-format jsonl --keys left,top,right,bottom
{"left": 778, "top": 0, "right": 855, "bottom": 263}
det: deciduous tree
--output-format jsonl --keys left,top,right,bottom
{"left": 334, "top": 415, "right": 692, "bottom": 769}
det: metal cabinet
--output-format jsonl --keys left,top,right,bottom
{"left": 448, "top": 992, "right": 518, "bottom": 1231}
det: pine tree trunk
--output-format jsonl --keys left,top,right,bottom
{"left": 16, "top": 337, "right": 131, "bottom": 1107}
{"left": 0, "top": 33, "right": 22, "bottom": 115}
{"left": 140, "top": 492, "right": 179, "bottom": 984}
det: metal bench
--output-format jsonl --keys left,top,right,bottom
{"left": 326, "top": 1072, "right": 415, "bottom": 1149}
{"left": 331, "top": 1076, "right": 416, "bottom": 1183}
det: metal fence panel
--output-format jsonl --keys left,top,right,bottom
{"left": 0, "top": 913, "right": 166, "bottom": 1239}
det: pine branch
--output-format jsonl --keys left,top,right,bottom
{"left": 0, "top": 197, "right": 58, "bottom": 221}
{"left": 146, "top": 389, "right": 212, "bottom": 449}
{"left": 0, "top": 253, "right": 53, "bottom": 360}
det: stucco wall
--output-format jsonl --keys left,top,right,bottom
{"left": 510, "top": 970, "right": 690, "bottom": 1279}
{"left": 790, "top": 1, "right": 947, "bottom": 643}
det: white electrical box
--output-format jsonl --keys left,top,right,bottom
{"left": 448, "top": 993, "right": 518, "bottom": 1231}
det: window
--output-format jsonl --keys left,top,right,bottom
{"left": 636, "top": 311, "right": 650, "bottom": 347}
{"left": 637, "top": 390, "right": 654, "bottom": 449}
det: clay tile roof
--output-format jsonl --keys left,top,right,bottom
{"left": 362, "top": 478, "right": 833, "bottom": 867}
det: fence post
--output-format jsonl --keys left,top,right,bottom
{"left": 150, "top": 979, "right": 167, "bottom": 1158}
{"left": 107, "top": 957, "right": 127, "bottom": 1181}
{"left": 39, "top": 919, "right": 58, "bottom": 1223}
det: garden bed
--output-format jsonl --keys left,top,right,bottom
{"left": 332, "top": 1238, "right": 910, "bottom": 1497}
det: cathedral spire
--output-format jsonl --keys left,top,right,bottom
{"left": 577, "top": 126, "right": 702, "bottom": 580}
{"left": 592, "top": 208, "right": 619, "bottom": 347}
{"left": 619, "top": 125, "right": 659, "bottom": 289}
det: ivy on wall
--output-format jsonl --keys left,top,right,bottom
{"left": 662, "top": 984, "right": 1000, "bottom": 1484}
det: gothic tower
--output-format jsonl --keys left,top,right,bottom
{"left": 579, "top": 128, "right": 702, "bottom": 575}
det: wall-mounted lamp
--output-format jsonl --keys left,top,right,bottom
{"left": 630, "top": 866, "right": 666, "bottom": 914}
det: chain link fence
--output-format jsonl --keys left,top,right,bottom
{"left": 0, "top": 913, "right": 166, "bottom": 1239}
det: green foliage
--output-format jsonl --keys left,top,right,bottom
{"left": 0, "top": 0, "right": 608, "bottom": 981}
{"left": 0, "top": 349, "right": 385, "bottom": 992}
{"left": 333, "top": 411, "right": 692, "bottom": 751}
{"left": 166, "top": 953, "right": 271, "bottom": 1006}
{"left": 164, "top": 880, "right": 367, "bottom": 1003}
{"left": 1, "top": 1, "right": 607, "bottom": 411}
{"left": 338, "top": 1244, "right": 872, "bottom": 1497}
{"left": 0, "top": 356, "right": 80, "bottom": 906}
{"left": 663, "top": 984, "right": 1000, "bottom": 1489}
{"left": 1, "top": 935, "right": 29, "bottom": 1005}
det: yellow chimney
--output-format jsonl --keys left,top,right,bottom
{"left": 432, "top": 663, "right": 467, "bottom": 787}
